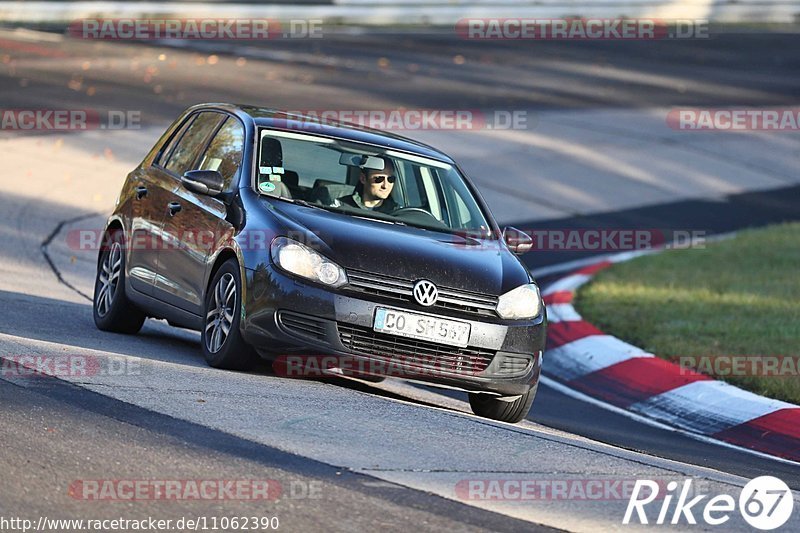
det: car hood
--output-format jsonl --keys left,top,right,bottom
{"left": 268, "top": 201, "right": 531, "bottom": 296}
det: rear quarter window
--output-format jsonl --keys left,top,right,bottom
{"left": 163, "top": 112, "right": 225, "bottom": 176}
{"left": 156, "top": 115, "right": 195, "bottom": 167}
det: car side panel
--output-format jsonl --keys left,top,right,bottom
{"left": 154, "top": 183, "right": 229, "bottom": 315}
{"left": 125, "top": 166, "right": 169, "bottom": 296}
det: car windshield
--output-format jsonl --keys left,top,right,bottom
{"left": 256, "top": 129, "right": 493, "bottom": 236}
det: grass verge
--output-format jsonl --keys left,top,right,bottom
{"left": 575, "top": 223, "right": 800, "bottom": 404}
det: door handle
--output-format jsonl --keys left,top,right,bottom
{"left": 135, "top": 186, "right": 148, "bottom": 199}
{"left": 167, "top": 202, "right": 182, "bottom": 216}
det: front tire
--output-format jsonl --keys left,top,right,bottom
{"left": 201, "top": 259, "right": 259, "bottom": 370}
{"left": 93, "top": 230, "right": 146, "bottom": 334}
{"left": 469, "top": 385, "right": 537, "bottom": 423}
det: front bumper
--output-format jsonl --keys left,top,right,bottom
{"left": 241, "top": 265, "right": 545, "bottom": 396}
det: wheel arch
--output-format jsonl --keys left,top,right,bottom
{"left": 98, "top": 216, "right": 126, "bottom": 268}
{"left": 205, "top": 247, "right": 244, "bottom": 302}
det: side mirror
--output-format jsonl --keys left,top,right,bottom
{"left": 503, "top": 226, "right": 533, "bottom": 254}
{"left": 181, "top": 170, "right": 225, "bottom": 197}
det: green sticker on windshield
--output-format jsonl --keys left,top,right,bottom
{"left": 259, "top": 181, "right": 276, "bottom": 193}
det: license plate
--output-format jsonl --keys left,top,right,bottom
{"left": 373, "top": 307, "right": 471, "bottom": 348}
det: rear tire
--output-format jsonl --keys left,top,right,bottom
{"left": 93, "top": 230, "right": 146, "bottom": 334}
{"left": 201, "top": 259, "right": 259, "bottom": 371}
{"left": 469, "top": 384, "right": 537, "bottom": 423}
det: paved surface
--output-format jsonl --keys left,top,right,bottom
{"left": 1, "top": 27, "right": 799, "bottom": 531}
{"left": 0, "top": 378, "right": 546, "bottom": 532}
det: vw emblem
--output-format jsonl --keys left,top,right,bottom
{"left": 413, "top": 279, "right": 438, "bottom": 307}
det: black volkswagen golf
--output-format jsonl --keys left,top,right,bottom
{"left": 93, "top": 103, "right": 546, "bottom": 423}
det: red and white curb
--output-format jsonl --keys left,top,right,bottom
{"left": 542, "top": 251, "right": 800, "bottom": 463}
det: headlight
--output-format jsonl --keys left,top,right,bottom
{"left": 496, "top": 283, "right": 542, "bottom": 319}
{"left": 270, "top": 237, "right": 347, "bottom": 287}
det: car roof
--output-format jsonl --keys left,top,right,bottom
{"left": 194, "top": 103, "right": 456, "bottom": 164}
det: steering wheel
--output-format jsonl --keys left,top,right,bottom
{"left": 389, "top": 207, "right": 444, "bottom": 226}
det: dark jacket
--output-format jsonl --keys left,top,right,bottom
{"left": 338, "top": 190, "right": 398, "bottom": 214}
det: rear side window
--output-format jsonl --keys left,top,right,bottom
{"left": 164, "top": 112, "right": 224, "bottom": 176}
{"left": 198, "top": 117, "right": 245, "bottom": 190}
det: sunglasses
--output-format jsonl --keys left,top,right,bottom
{"left": 370, "top": 175, "right": 396, "bottom": 184}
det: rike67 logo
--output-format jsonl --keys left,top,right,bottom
{"left": 624, "top": 476, "right": 794, "bottom": 530}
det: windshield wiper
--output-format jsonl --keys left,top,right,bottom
{"left": 269, "top": 196, "right": 336, "bottom": 212}
{"left": 272, "top": 196, "right": 412, "bottom": 226}
{"left": 286, "top": 198, "right": 325, "bottom": 209}
{"left": 352, "top": 214, "right": 407, "bottom": 226}
{"left": 283, "top": 198, "right": 402, "bottom": 222}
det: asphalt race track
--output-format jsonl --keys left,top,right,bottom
{"left": 1, "top": 26, "right": 799, "bottom": 531}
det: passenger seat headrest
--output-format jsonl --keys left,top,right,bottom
{"left": 283, "top": 170, "right": 299, "bottom": 189}
{"left": 259, "top": 138, "right": 285, "bottom": 180}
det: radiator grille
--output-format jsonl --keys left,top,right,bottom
{"left": 345, "top": 270, "right": 499, "bottom": 317}
{"left": 338, "top": 323, "right": 495, "bottom": 375}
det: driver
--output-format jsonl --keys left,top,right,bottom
{"left": 338, "top": 157, "right": 398, "bottom": 213}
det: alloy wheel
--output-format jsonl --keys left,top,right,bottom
{"left": 205, "top": 273, "right": 236, "bottom": 353}
{"left": 95, "top": 242, "right": 122, "bottom": 317}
